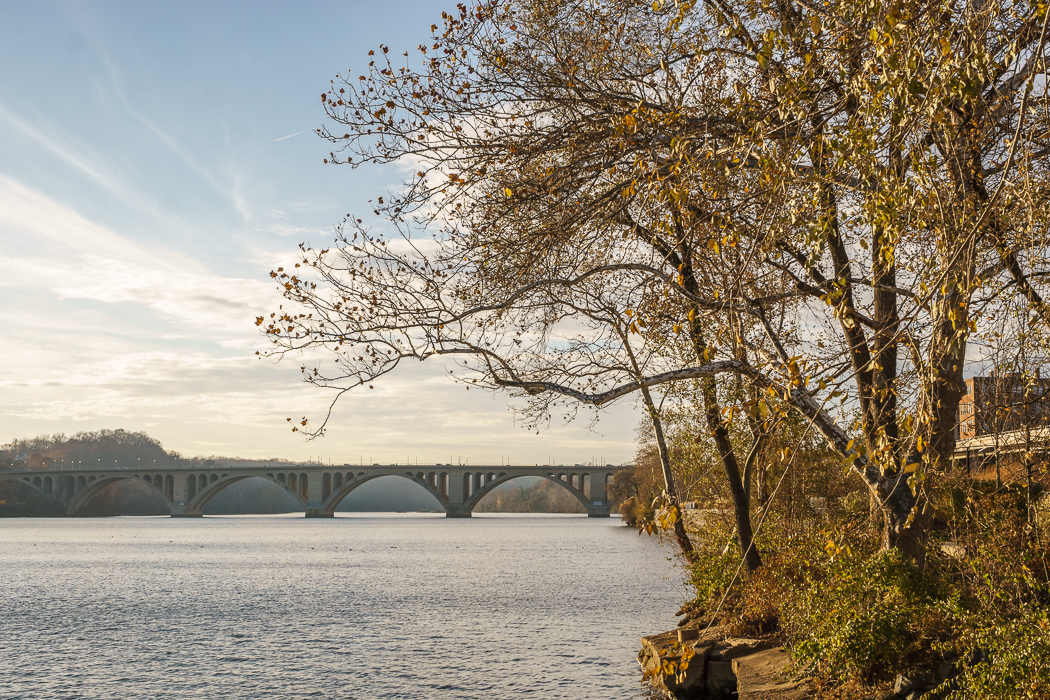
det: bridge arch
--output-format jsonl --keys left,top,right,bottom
{"left": 16, "top": 476, "right": 51, "bottom": 500}
{"left": 65, "top": 474, "right": 173, "bottom": 515}
{"left": 319, "top": 472, "right": 446, "bottom": 516}
{"left": 463, "top": 472, "right": 591, "bottom": 513}
{"left": 186, "top": 473, "right": 306, "bottom": 514}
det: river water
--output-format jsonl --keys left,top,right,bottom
{"left": 0, "top": 514, "right": 685, "bottom": 699}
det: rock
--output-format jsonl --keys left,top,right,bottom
{"left": 639, "top": 629, "right": 716, "bottom": 699}
{"left": 640, "top": 628, "right": 811, "bottom": 699}
{"left": 893, "top": 674, "right": 910, "bottom": 694}
{"left": 679, "top": 628, "right": 701, "bottom": 642}
{"left": 706, "top": 661, "right": 735, "bottom": 698}
{"left": 733, "top": 648, "right": 807, "bottom": 700}
{"left": 894, "top": 671, "right": 933, "bottom": 696}
{"left": 711, "top": 637, "right": 781, "bottom": 661}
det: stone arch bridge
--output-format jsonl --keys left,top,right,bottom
{"left": 0, "top": 464, "right": 618, "bottom": 518}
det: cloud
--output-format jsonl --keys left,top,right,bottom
{"left": 0, "top": 105, "right": 124, "bottom": 195}
{"left": 102, "top": 58, "right": 230, "bottom": 198}
{"left": 52, "top": 255, "right": 272, "bottom": 332}
{"left": 0, "top": 347, "right": 639, "bottom": 462}
{"left": 0, "top": 176, "right": 280, "bottom": 335}
{"left": 0, "top": 178, "right": 640, "bottom": 464}
{"left": 0, "top": 176, "right": 174, "bottom": 266}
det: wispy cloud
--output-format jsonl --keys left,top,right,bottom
{"left": 0, "top": 177, "right": 279, "bottom": 333}
{"left": 0, "top": 176, "right": 188, "bottom": 270}
{"left": 0, "top": 104, "right": 124, "bottom": 195}
{"left": 102, "top": 58, "right": 230, "bottom": 196}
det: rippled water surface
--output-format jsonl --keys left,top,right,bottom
{"left": 0, "top": 514, "right": 685, "bottom": 699}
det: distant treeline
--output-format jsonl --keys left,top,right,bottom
{"left": 0, "top": 428, "right": 305, "bottom": 471}
{"left": 473, "top": 477, "right": 586, "bottom": 513}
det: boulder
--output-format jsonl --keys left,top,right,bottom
{"left": 893, "top": 671, "right": 934, "bottom": 697}
{"left": 706, "top": 661, "right": 736, "bottom": 697}
{"left": 640, "top": 628, "right": 811, "bottom": 699}
{"left": 639, "top": 628, "right": 718, "bottom": 699}
{"left": 711, "top": 637, "right": 781, "bottom": 661}
{"left": 732, "top": 647, "right": 808, "bottom": 700}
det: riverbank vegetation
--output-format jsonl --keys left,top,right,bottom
{"left": 261, "top": 0, "right": 1050, "bottom": 695}
{"left": 619, "top": 408, "right": 1050, "bottom": 697}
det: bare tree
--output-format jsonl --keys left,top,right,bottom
{"left": 266, "top": 0, "right": 1050, "bottom": 569}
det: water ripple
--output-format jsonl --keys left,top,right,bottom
{"left": 0, "top": 514, "right": 684, "bottom": 699}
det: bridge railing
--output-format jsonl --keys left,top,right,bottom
{"left": 2, "top": 463, "right": 626, "bottom": 474}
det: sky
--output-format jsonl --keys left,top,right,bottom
{"left": 0, "top": 1, "right": 640, "bottom": 465}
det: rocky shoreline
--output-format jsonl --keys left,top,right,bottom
{"left": 638, "top": 624, "right": 807, "bottom": 699}
{"left": 638, "top": 623, "right": 966, "bottom": 700}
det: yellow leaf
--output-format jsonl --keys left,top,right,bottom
{"left": 504, "top": 188, "right": 513, "bottom": 197}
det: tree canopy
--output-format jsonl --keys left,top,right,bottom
{"left": 264, "top": 0, "right": 1050, "bottom": 566}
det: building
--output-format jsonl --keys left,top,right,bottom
{"left": 955, "top": 371, "right": 1050, "bottom": 484}
{"left": 956, "top": 372, "right": 1050, "bottom": 441}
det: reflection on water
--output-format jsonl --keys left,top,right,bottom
{"left": 0, "top": 514, "right": 685, "bottom": 699}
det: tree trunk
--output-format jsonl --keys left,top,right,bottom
{"left": 756, "top": 464, "right": 768, "bottom": 509}
{"left": 879, "top": 476, "right": 929, "bottom": 570}
{"left": 701, "top": 376, "right": 763, "bottom": 573}
{"left": 689, "top": 323, "right": 762, "bottom": 573}
{"left": 640, "top": 385, "right": 697, "bottom": 562}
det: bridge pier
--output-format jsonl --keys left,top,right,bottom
{"left": 170, "top": 502, "right": 202, "bottom": 517}
{"left": 587, "top": 503, "right": 611, "bottom": 517}
{"left": 305, "top": 503, "right": 333, "bottom": 518}
{"left": 445, "top": 505, "right": 472, "bottom": 518}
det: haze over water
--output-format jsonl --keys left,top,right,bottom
{"left": 0, "top": 514, "right": 683, "bottom": 699}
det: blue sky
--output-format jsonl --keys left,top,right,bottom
{"left": 0, "top": 1, "right": 638, "bottom": 464}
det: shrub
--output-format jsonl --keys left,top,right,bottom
{"left": 952, "top": 611, "right": 1050, "bottom": 700}
{"left": 785, "top": 549, "right": 959, "bottom": 683}
{"left": 677, "top": 480, "right": 1050, "bottom": 694}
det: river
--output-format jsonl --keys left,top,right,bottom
{"left": 0, "top": 513, "right": 685, "bottom": 699}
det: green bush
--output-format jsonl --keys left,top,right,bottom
{"left": 951, "top": 612, "right": 1050, "bottom": 700}
{"left": 689, "top": 534, "right": 742, "bottom": 613}
{"left": 785, "top": 549, "right": 959, "bottom": 683}
{"left": 677, "top": 479, "right": 1050, "bottom": 694}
